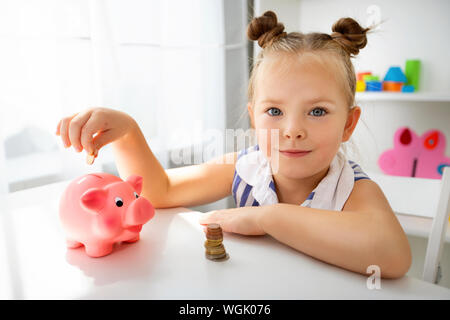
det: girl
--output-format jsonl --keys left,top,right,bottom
{"left": 56, "top": 11, "right": 411, "bottom": 279}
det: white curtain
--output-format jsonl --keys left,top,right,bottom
{"left": 0, "top": 0, "right": 249, "bottom": 193}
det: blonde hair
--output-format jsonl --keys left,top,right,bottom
{"left": 247, "top": 11, "right": 371, "bottom": 109}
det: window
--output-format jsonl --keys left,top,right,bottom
{"left": 0, "top": 0, "right": 249, "bottom": 193}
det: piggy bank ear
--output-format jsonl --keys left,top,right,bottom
{"left": 126, "top": 175, "right": 143, "bottom": 194}
{"left": 80, "top": 188, "right": 108, "bottom": 214}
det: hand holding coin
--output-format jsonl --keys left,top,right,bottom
{"left": 55, "top": 107, "right": 137, "bottom": 165}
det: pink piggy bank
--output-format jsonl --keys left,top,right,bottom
{"left": 59, "top": 173, "right": 155, "bottom": 257}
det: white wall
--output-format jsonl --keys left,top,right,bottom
{"left": 256, "top": 0, "right": 450, "bottom": 92}
{"left": 297, "top": 0, "right": 450, "bottom": 93}
{"left": 253, "top": 0, "right": 301, "bottom": 57}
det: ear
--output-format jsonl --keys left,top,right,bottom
{"left": 126, "top": 175, "right": 143, "bottom": 194}
{"left": 80, "top": 188, "right": 108, "bottom": 214}
{"left": 342, "top": 106, "right": 361, "bottom": 142}
{"left": 247, "top": 102, "right": 255, "bottom": 129}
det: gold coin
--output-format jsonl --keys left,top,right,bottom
{"left": 86, "top": 154, "right": 95, "bottom": 165}
{"left": 204, "top": 239, "right": 222, "bottom": 247}
{"left": 205, "top": 248, "right": 225, "bottom": 255}
{"left": 206, "top": 234, "right": 223, "bottom": 240}
{"left": 204, "top": 244, "right": 221, "bottom": 250}
{"left": 205, "top": 252, "right": 228, "bottom": 261}
{"left": 206, "top": 230, "right": 223, "bottom": 236}
{"left": 205, "top": 250, "right": 226, "bottom": 257}
{"left": 205, "top": 244, "right": 225, "bottom": 255}
{"left": 206, "top": 225, "right": 222, "bottom": 234}
{"left": 86, "top": 149, "right": 98, "bottom": 165}
{"left": 207, "top": 223, "right": 221, "bottom": 230}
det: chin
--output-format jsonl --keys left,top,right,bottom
{"left": 271, "top": 158, "right": 308, "bottom": 176}
{"left": 277, "top": 166, "right": 314, "bottom": 179}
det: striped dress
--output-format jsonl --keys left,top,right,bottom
{"left": 232, "top": 144, "right": 371, "bottom": 208}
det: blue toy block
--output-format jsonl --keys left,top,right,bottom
{"left": 401, "top": 85, "right": 415, "bottom": 93}
{"left": 384, "top": 66, "right": 407, "bottom": 83}
{"left": 366, "top": 81, "right": 382, "bottom": 91}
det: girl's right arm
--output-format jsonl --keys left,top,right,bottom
{"left": 113, "top": 118, "right": 237, "bottom": 208}
{"left": 56, "top": 107, "right": 236, "bottom": 209}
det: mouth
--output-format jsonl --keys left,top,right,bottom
{"left": 278, "top": 149, "right": 311, "bottom": 158}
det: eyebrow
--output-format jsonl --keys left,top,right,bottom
{"left": 259, "top": 99, "right": 284, "bottom": 105}
{"left": 259, "top": 97, "right": 337, "bottom": 105}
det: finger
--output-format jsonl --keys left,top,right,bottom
{"left": 199, "top": 212, "right": 219, "bottom": 225}
{"left": 91, "top": 129, "right": 116, "bottom": 153}
{"left": 199, "top": 216, "right": 210, "bottom": 225}
{"left": 59, "top": 113, "right": 78, "bottom": 148}
{"left": 68, "top": 110, "right": 94, "bottom": 152}
{"left": 80, "top": 113, "right": 112, "bottom": 155}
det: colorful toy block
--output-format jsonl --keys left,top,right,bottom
{"left": 363, "top": 75, "right": 380, "bottom": 82}
{"left": 401, "top": 85, "right": 415, "bottom": 93}
{"left": 383, "top": 81, "right": 403, "bottom": 92}
{"left": 356, "top": 61, "right": 422, "bottom": 94}
{"left": 366, "top": 81, "right": 382, "bottom": 91}
{"left": 357, "top": 71, "right": 372, "bottom": 81}
{"left": 383, "top": 66, "right": 407, "bottom": 83}
{"left": 356, "top": 80, "right": 366, "bottom": 92}
{"left": 405, "top": 59, "right": 421, "bottom": 91}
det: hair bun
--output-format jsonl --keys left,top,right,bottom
{"left": 331, "top": 17, "right": 369, "bottom": 56}
{"left": 247, "top": 11, "right": 287, "bottom": 48}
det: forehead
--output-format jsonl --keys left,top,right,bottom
{"left": 255, "top": 52, "right": 347, "bottom": 105}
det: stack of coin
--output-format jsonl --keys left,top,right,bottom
{"left": 204, "top": 223, "right": 228, "bottom": 261}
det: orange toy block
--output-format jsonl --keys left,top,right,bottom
{"left": 382, "top": 81, "right": 403, "bottom": 92}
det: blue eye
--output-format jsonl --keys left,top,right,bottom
{"left": 267, "top": 107, "right": 283, "bottom": 116}
{"left": 309, "top": 107, "right": 327, "bottom": 117}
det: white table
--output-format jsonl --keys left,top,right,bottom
{"left": 1, "top": 181, "right": 450, "bottom": 300}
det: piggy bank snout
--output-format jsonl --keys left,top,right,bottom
{"left": 124, "top": 197, "right": 155, "bottom": 227}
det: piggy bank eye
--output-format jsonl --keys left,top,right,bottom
{"left": 134, "top": 192, "right": 139, "bottom": 199}
{"left": 115, "top": 197, "right": 124, "bottom": 207}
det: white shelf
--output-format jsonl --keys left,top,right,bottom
{"left": 356, "top": 92, "right": 450, "bottom": 102}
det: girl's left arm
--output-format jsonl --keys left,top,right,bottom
{"left": 199, "top": 180, "right": 412, "bottom": 279}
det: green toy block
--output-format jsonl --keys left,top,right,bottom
{"left": 363, "top": 75, "right": 379, "bottom": 81}
{"left": 405, "top": 60, "right": 421, "bottom": 91}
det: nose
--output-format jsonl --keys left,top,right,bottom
{"left": 285, "top": 132, "right": 304, "bottom": 139}
{"left": 284, "top": 124, "right": 306, "bottom": 140}
{"left": 124, "top": 197, "right": 155, "bottom": 226}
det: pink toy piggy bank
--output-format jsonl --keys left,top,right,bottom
{"left": 59, "top": 173, "right": 155, "bottom": 257}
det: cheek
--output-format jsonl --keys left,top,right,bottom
{"left": 315, "top": 128, "right": 340, "bottom": 146}
{"left": 310, "top": 119, "right": 345, "bottom": 146}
